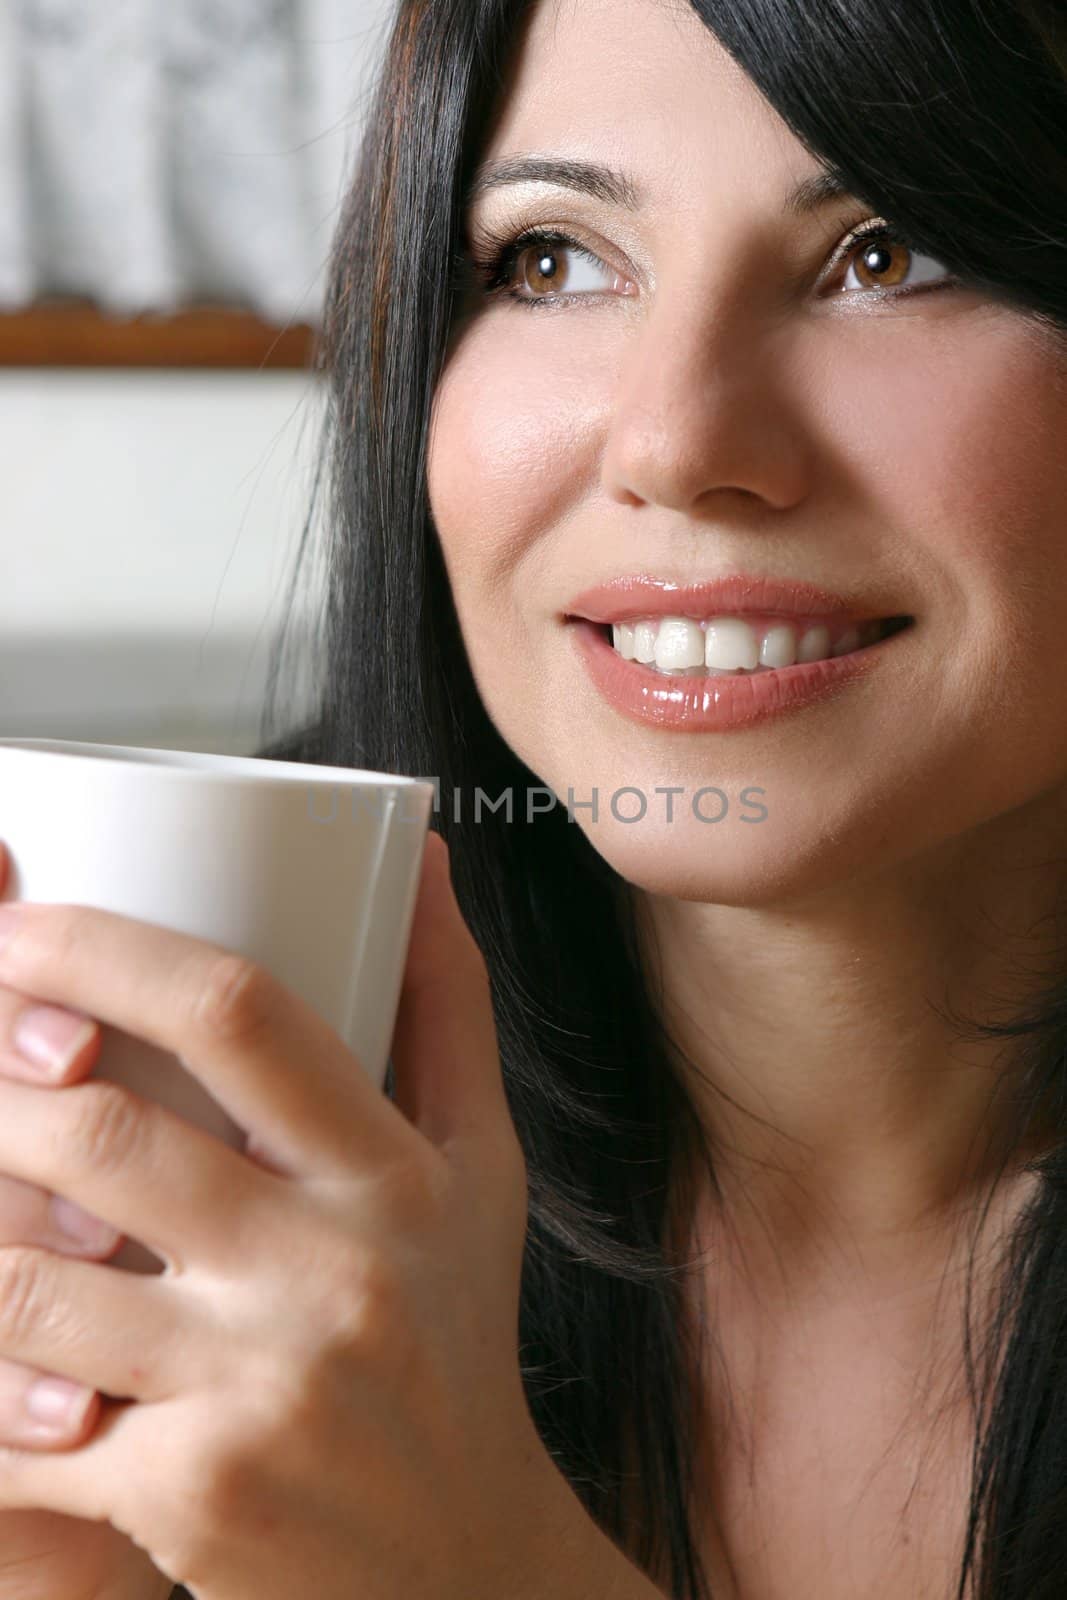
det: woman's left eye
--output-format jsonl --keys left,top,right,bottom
{"left": 833, "top": 224, "right": 958, "bottom": 298}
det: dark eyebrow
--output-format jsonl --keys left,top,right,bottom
{"left": 464, "top": 156, "right": 642, "bottom": 211}
{"left": 463, "top": 156, "right": 855, "bottom": 218}
{"left": 781, "top": 170, "right": 853, "bottom": 216}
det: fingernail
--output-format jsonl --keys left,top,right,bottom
{"left": 49, "top": 1195, "right": 121, "bottom": 1252}
{"left": 13, "top": 1006, "right": 96, "bottom": 1078}
{"left": 25, "top": 1376, "right": 94, "bottom": 1431}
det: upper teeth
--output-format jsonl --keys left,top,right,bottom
{"left": 610, "top": 615, "right": 869, "bottom": 673}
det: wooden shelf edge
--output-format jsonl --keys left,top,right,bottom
{"left": 0, "top": 302, "right": 320, "bottom": 368}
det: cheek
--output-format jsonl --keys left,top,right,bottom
{"left": 817, "top": 312, "right": 1067, "bottom": 823}
{"left": 823, "top": 313, "right": 1067, "bottom": 623}
{"left": 427, "top": 322, "right": 599, "bottom": 593}
{"left": 426, "top": 324, "right": 610, "bottom": 753}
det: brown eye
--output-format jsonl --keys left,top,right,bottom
{"left": 467, "top": 223, "right": 623, "bottom": 307}
{"left": 521, "top": 244, "right": 565, "bottom": 296}
{"left": 497, "top": 232, "right": 617, "bottom": 302}
{"left": 839, "top": 230, "right": 952, "bottom": 295}
{"left": 849, "top": 237, "right": 911, "bottom": 289}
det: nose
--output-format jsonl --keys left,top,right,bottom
{"left": 600, "top": 288, "right": 813, "bottom": 517}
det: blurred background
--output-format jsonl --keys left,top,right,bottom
{"left": 0, "top": 0, "right": 395, "bottom": 753}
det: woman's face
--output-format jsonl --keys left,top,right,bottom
{"left": 426, "top": 0, "right": 1067, "bottom": 905}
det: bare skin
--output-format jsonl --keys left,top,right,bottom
{"left": 427, "top": 0, "right": 1067, "bottom": 1591}
{"left": 0, "top": 857, "right": 172, "bottom": 1600}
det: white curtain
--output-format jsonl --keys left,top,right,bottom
{"left": 0, "top": 0, "right": 395, "bottom": 325}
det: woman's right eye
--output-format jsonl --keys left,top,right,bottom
{"left": 467, "top": 228, "right": 624, "bottom": 309}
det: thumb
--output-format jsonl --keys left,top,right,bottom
{"left": 388, "top": 832, "right": 509, "bottom": 1159}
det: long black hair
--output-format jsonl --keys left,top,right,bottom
{"left": 254, "top": 3, "right": 1067, "bottom": 1596}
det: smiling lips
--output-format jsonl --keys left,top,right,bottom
{"left": 566, "top": 613, "right": 915, "bottom": 732}
{"left": 561, "top": 572, "right": 915, "bottom": 730}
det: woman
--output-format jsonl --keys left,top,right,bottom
{"left": 0, "top": 1, "right": 1064, "bottom": 1597}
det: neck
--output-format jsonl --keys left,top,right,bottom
{"left": 632, "top": 788, "right": 1067, "bottom": 1301}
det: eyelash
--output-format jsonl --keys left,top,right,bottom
{"left": 464, "top": 219, "right": 961, "bottom": 310}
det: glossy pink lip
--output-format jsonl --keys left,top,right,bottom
{"left": 564, "top": 574, "right": 901, "bottom": 626}
{"left": 568, "top": 615, "right": 914, "bottom": 734}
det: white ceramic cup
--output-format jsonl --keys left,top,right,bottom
{"left": 0, "top": 739, "right": 436, "bottom": 1273}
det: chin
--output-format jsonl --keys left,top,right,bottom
{"left": 574, "top": 812, "right": 844, "bottom": 907}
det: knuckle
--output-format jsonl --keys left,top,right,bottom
{"left": 287, "top": 1245, "right": 393, "bottom": 1363}
{"left": 186, "top": 1447, "right": 244, "bottom": 1524}
{"left": 36, "top": 906, "right": 87, "bottom": 966}
{"left": 154, "top": 1476, "right": 219, "bottom": 1579}
{"left": 0, "top": 1247, "right": 50, "bottom": 1343}
{"left": 255, "top": 1354, "right": 362, "bottom": 1461}
{"left": 329, "top": 1250, "right": 409, "bottom": 1358}
{"left": 131, "top": 1457, "right": 216, "bottom": 1578}
{"left": 192, "top": 952, "right": 276, "bottom": 1046}
{"left": 168, "top": 1422, "right": 268, "bottom": 1557}
{"left": 61, "top": 1082, "right": 146, "bottom": 1179}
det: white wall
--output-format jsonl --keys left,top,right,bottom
{"left": 0, "top": 369, "right": 327, "bottom": 752}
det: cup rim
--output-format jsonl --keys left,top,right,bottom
{"left": 0, "top": 739, "right": 435, "bottom": 793}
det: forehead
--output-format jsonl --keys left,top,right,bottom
{"left": 479, "top": 0, "right": 811, "bottom": 210}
